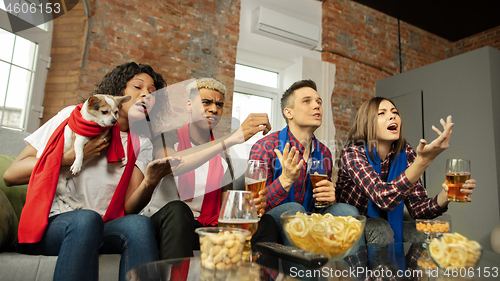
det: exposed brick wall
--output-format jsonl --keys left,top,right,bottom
{"left": 322, "top": 0, "right": 456, "bottom": 144}
{"left": 43, "top": 0, "right": 240, "bottom": 136}
{"left": 42, "top": 0, "right": 499, "bottom": 140}
{"left": 455, "top": 25, "right": 500, "bottom": 54}
{"left": 42, "top": 1, "right": 88, "bottom": 123}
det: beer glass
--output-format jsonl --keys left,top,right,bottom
{"left": 445, "top": 159, "right": 471, "bottom": 202}
{"left": 218, "top": 190, "right": 259, "bottom": 262}
{"left": 308, "top": 159, "right": 329, "bottom": 208}
{"left": 245, "top": 160, "right": 267, "bottom": 216}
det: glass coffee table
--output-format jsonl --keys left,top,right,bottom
{"left": 127, "top": 251, "right": 286, "bottom": 281}
{"left": 128, "top": 243, "right": 500, "bottom": 280}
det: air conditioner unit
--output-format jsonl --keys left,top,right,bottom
{"left": 251, "top": 6, "right": 320, "bottom": 50}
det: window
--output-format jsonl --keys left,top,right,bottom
{"left": 232, "top": 90, "right": 274, "bottom": 144}
{"left": 0, "top": 28, "right": 38, "bottom": 129}
{"left": 235, "top": 64, "right": 278, "bottom": 88}
{"left": 232, "top": 63, "right": 280, "bottom": 157}
{"left": 0, "top": 1, "right": 52, "bottom": 132}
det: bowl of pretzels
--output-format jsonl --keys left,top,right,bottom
{"left": 281, "top": 211, "right": 366, "bottom": 259}
{"left": 428, "top": 232, "right": 483, "bottom": 270}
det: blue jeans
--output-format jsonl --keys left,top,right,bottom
{"left": 18, "top": 210, "right": 158, "bottom": 281}
{"left": 266, "top": 202, "right": 360, "bottom": 246}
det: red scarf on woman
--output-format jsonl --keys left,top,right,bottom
{"left": 176, "top": 123, "right": 223, "bottom": 226}
{"left": 18, "top": 105, "right": 138, "bottom": 244}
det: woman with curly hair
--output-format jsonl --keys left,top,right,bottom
{"left": 3, "top": 62, "right": 172, "bottom": 281}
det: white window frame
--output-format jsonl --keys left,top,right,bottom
{"left": 233, "top": 61, "right": 281, "bottom": 133}
{"left": 0, "top": 7, "right": 52, "bottom": 132}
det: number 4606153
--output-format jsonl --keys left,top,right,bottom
{"left": 5, "top": 2, "right": 62, "bottom": 14}
{"left": 444, "top": 267, "right": 498, "bottom": 278}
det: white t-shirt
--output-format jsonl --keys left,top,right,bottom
{"left": 25, "top": 105, "right": 153, "bottom": 217}
{"left": 141, "top": 129, "right": 241, "bottom": 219}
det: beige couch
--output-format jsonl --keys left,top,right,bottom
{"left": 0, "top": 127, "right": 120, "bottom": 281}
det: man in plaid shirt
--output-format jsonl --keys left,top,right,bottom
{"left": 249, "top": 79, "right": 359, "bottom": 245}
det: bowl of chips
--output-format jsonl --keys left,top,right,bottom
{"left": 281, "top": 211, "right": 366, "bottom": 259}
{"left": 416, "top": 219, "right": 451, "bottom": 243}
{"left": 428, "top": 232, "right": 483, "bottom": 270}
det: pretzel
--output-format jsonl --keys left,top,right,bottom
{"left": 428, "top": 232, "right": 481, "bottom": 269}
{"left": 285, "top": 212, "right": 362, "bottom": 258}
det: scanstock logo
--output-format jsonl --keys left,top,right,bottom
{"left": 3, "top": 0, "right": 79, "bottom": 33}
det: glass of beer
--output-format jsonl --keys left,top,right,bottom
{"left": 245, "top": 160, "right": 267, "bottom": 217}
{"left": 445, "top": 159, "right": 471, "bottom": 202}
{"left": 309, "top": 159, "right": 329, "bottom": 208}
{"left": 218, "top": 190, "right": 259, "bottom": 262}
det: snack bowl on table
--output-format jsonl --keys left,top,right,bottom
{"left": 428, "top": 232, "right": 483, "bottom": 271}
{"left": 416, "top": 219, "right": 451, "bottom": 243}
{"left": 417, "top": 249, "right": 438, "bottom": 270}
{"left": 280, "top": 211, "right": 366, "bottom": 260}
{"left": 196, "top": 227, "right": 250, "bottom": 270}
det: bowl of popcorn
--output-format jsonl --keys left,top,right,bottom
{"left": 416, "top": 219, "right": 450, "bottom": 243}
{"left": 281, "top": 211, "right": 366, "bottom": 259}
{"left": 196, "top": 227, "right": 250, "bottom": 270}
{"left": 428, "top": 232, "right": 483, "bottom": 270}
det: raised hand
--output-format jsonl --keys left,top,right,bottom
{"left": 274, "top": 143, "right": 304, "bottom": 191}
{"left": 417, "top": 115, "right": 453, "bottom": 163}
{"left": 231, "top": 113, "right": 271, "bottom": 144}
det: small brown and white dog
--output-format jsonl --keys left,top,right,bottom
{"left": 56, "top": 94, "right": 131, "bottom": 212}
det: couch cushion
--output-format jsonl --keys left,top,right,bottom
{"left": 0, "top": 252, "right": 121, "bottom": 281}
{"left": 0, "top": 127, "right": 30, "bottom": 157}
{"left": 0, "top": 155, "right": 28, "bottom": 222}
{"left": 0, "top": 186, "right": 17, "bottom": 251}
{"left": 0, "top": 252, "right": 56, "bottom": 281}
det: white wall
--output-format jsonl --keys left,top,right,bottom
{"left": 237, "top": 0, "right": 322, "bottom": 67}
{"left": 377, "top": 47, "right": 500, "bottom": 251}
{"left": 300, "top": 57, "right": 336, "bottom": 153}
{"left": 236, "top": 0, "right": 337, "bottom": 158}
{"left": 237, "top": 0, "right": 322, "bottom": 101}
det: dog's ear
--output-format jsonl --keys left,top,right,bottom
{"left": 87, "top": 96, "right": 101, "bottom": 111}
{"left": 116, "top": 95, "right": 132, "bottom": 105}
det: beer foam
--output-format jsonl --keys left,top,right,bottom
{"left": 218, "top": 219, "right": 259, "bottom": 224}
{"left": 245, "top": 178, "right": 266, "bottom": 184}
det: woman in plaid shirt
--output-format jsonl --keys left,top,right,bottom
{"left": 336, "top": 97, "right": 476, "bottom": 244}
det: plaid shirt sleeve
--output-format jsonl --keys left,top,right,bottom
{"left": 403, "top": 145, "right": 448, "bottom": 219}
{"left": 339, "top": 145, "right": 415, "bottom": 212}
{"left": 249, "top": 132, "right": 289, "bottom": 211}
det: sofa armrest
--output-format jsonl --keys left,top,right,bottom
{"left": 0, "top": 128, "right": 30, "bottom": 157}
{"left": 0, "top": 155, "right": 28, "bottom": 222}
{"left": 0, "top": 184, "right": 18, "bottom": 251}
